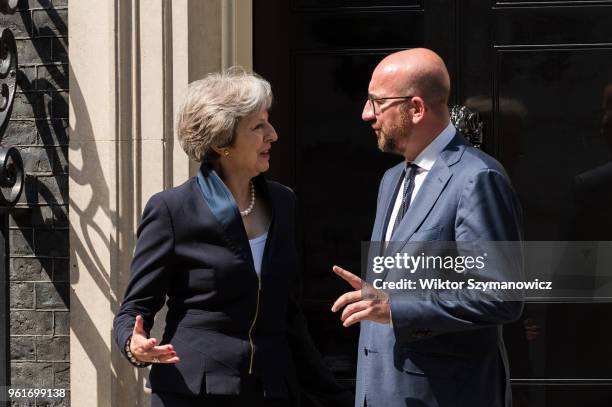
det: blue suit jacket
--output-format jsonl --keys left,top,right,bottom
{"left": 114, "top": 166, "right": 351, "bottom": 406}
{"left": 356, "top": 132, "right": 524, "bottom": 407}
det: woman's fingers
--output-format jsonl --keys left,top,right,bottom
{"left": 134, "top": 341, "right": 169, "bottom": 355}
{"left": 151, "top": 344, "right": 174, "bottom": 354}
{"left": 130, "top": 315, "right": 158, "bottom": 352}
{"left": 136, "top": 343, "right": 178, "bottom": 362}
{"left": 133, "top": 315, "right": 146, "bottom": 336}
{"left": 141, "top": 350, "right": 179, "bottom": 364}
{"left": 141, "top": 348, "right": 177, "bottom": 360}
{"left": 130, "top": 332, "right": 156, "bottom": 352}
{"left": 129, "top": 316, "right": 180, "bottom": 363}
{"left": 157, "top": 355, "right": 181, "bottom": 364}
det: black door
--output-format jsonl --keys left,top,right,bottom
{"left": 254, "top": 1, "right": 612, "bottom": 405}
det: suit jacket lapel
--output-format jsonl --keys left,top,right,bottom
{"left": 387, "top": 133, "right": 467, "bottom": 252}
{"left": 388, "top": 161, "right": 452, "bottom": 245}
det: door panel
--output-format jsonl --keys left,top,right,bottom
{"left": 494, "top": 47, "right": 612, "bottom": 239}
{"left": 506, "top": 303, "right": 612, "bottom": 379}
{"left": 294, "top": 0, "right": 422, "bottom": 8}
{"left": 511, "top": 384, "right": 612, "bottom": 407}
{"left": 292, "top": 11, "right": 424, "bottom": 50}
{"left": 493, "top": 6, "right": 612, "bottom": 45}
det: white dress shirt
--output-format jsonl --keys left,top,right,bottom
{"left": 385, "top": 122, "right": 456, "bottom": 241}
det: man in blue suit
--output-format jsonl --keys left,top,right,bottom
{"left": 331, "top": 49, "right": 523, "bottom": 407}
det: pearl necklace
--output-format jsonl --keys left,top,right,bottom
{"left": 240, "top": 181, "right": 256, "bottom": 217}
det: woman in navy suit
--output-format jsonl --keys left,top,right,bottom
{"left": 113, "top": 68, "right": 351, "bottom": 406}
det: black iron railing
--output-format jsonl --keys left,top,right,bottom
{"left": 0, "top": 1, "right": 25, "bottom": 406}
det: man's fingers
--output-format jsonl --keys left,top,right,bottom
{"left": 341, "top": 300, "right": 370, "bottom": 322}
{"left": 343, "top": 309, "right": 371, "bottom": 327}
{"left": 331, "top": 290, "right": 362, "bottom": 312}
{"left": 332, "top": 265, "right": 363, "bottom": 290}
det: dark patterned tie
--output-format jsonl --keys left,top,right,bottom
{"left": 392, "top": 162, "right": 419, "bottom": 234}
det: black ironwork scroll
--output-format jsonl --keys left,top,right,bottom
{"left": 0, "top": 8, "right": 23, "bottom": 404}
{"left": 450, "top": 105, "right": 484, "bottom": 149}
{"left": 0, "top": 28, "right": 17, "bottom": 141}
{"left": 0, "top": 0, "right": 16, "bottom": 15}
{"left": 0, "top": 147, "right": 23, "bottom": 206}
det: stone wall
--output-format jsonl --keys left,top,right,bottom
{"left": 2, "top": 0, "right": 69, "bottom": 405}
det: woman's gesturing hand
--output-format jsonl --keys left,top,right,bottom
{"left": 129, "top": 315, "right": 180, "bottom": 364}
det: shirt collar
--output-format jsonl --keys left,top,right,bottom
{"left": 412, "top": 121, "right": 456, "bottom": 171}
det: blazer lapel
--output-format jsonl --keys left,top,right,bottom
{"left": 196, "top": 164, "right": 254, "bottom": 267}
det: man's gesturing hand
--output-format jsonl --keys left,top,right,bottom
{"left": 331, "top": 265, "right": 391, "bottom": 327}
{"left": 129, "top": 315, "right": 180, "bottom": 364}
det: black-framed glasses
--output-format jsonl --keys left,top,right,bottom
{"left": 368, "top": 95, "right": 414, "bottom": 115}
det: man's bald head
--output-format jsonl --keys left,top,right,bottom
{"left": 363, "top": 48, "right": 452, "bottom": 160}
{"left": 373, "top": 48, "right": 451, "bottom": 111}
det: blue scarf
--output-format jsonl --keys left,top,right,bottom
{"left": 196, "top": 164, "right": 243, "bottom": 228}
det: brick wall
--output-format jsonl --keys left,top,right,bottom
{"left": 1, "top": 0, "right": 69, "bottom": 405}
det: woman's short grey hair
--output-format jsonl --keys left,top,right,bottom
{"left": 176, "top": 67, "right": 273, "bottom": 162}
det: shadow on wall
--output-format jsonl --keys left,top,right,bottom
{"left": 10, "top": 4, "right": 145, "bottom": 406}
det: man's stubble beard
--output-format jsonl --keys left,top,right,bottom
{"left": 377, "top": 114, "right": 412, "bottom": 155}
{"left": 377, "top": 128, "right": 397, "bottom": 153}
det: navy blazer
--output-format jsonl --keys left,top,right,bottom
{"left": 114, "top": 167, "right": 350, "bottom": 405}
